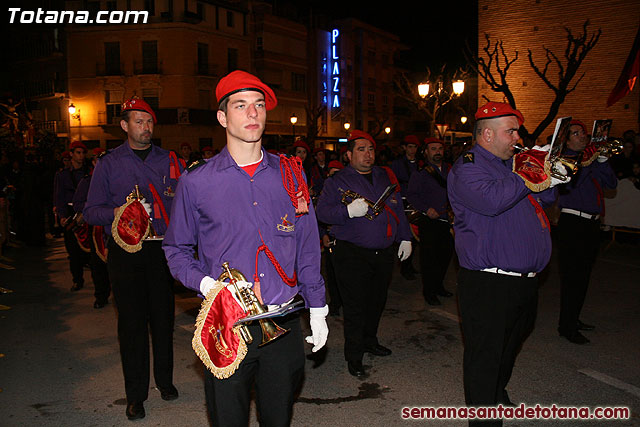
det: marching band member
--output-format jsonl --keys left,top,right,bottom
{"left": 54, "top": 140, "right": 90, "bottom": 291}
{"left": 407, "top": 137, "right": 454, "bottom": 306}
{"left": 84, "top": 98, "right": 182, "bottom": 420}
{"left": 162, "top": 70, "right": 327, "bottom": 426}
{"left": 557, "top": 119, "right": 617, "bottom": 344}
{"left": 448, "top": 102, "right": 564, "bottom": 424}
{"left": 316, "top": 130, "right": 412, "bottom": 377}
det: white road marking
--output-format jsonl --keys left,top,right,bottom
{"left": 578, "top": 368, "right": 640, "bottom": 398}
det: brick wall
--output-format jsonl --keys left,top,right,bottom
{"left": 478, "top": 0, "right": 639, "bottom": 142}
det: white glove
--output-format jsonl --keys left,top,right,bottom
{"left": 534, "top": 144, "right": 551, "bottom": 152}
{"left": 305, "top": 305, "right": 329, "bottom": 352}
{"left": 347, "top": 198, "right": 369, "bottom": 218}
{"left": 597, "top": 155, "right": 608, "bottom": 163}
{"left": 199, "top": 276, "right": 219, "bottom": 299}
{"left": 398, "top": 240, "right": 412, "bottom": 261}
{"left": 140, "top": 198, "right": 152, "bottom": 217}
{"left": 549, "top": 160, "right": 571, "bottom": 188}
{"left": 199, "top": 276, "right": 251, "bottom": 308}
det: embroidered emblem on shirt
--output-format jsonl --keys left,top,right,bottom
{"left": 463, "top": 152, "right": 475, "bottom": 164}
{"left": 276, "top": 214, "right": 295, "bottom": 232}
{"left": 164, "top": 185, "right": 175, "bottom": 197}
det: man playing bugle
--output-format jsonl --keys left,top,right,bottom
{"left": 163, "top": 70, "right": 328, "bottom": 426}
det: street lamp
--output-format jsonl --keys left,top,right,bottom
{"left": 68, "top": 103, "right": 82, "bottom": 140}
{"left": 344, "top": 122, "right": 350, "bottom": 131}
{"left": 290, "top": 113, "right": 297, "bottom": 140}
{"left": 460, "top": 116, "right": 468, "bottom": 125}
{"left": 384, "top": 126, "right": 391, "bottom": 135}
{"left": 417, "top": 74, "right": 465, "bottom": 137}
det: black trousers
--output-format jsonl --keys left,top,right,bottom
{"left": 332, "top": 240, "right": 395, "bottom": 362}
{"left": 89, "top": 226, "right": 110, "bottom": 304}
{"left": 204, "top": 314, "right": 304, "bottom": 427}
{"left": 418, "top": 218, "right": 454, "bottom": 298}
{"left": 458, "top": 268, "right": 538, "bottom": 426}
{"left": 324, "top": 246, "right": 342, "bottom": 312}
{"left": 557, "top": 213, "right": 600, "bottom": 335}
{"left": 107, "top": 239, "right": 175, "bottom": 402}
{"left": 63, "top": 228, "right": 89, "bottom": 286}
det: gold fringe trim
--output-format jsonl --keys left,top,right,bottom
{"left": 513, "top": 157, "right": 552, "bottom": 192}
{"left": 111, "top": 200, "right": 150, "bottom": 253}
{"left": 192, "top": 282, "right": 248, "bottom": 380}
{"left": 75, "top": 231, "right": 91, "bottom": 253}
{"left": 93, "top": 227, "right": 108, "bottom": 263}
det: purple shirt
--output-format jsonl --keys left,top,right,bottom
{"left": 558, "top": 151, "right": 617, "bottom": 214}
{"left": 54, "top": 166, "right": 90, "bottom": 218}
{"left": 448, "top": 144, "right": 557, "bottom": 273}
{"left": 407, "top": 162, "right": 450, "bottom": 220}
{"left": 316, "top": 165, "right": 412, "bottom": 249}
{"left": 83, "top": 142, "right": 180, "bottom": 236}
{"left": 390, "top": 155, "right": 418, "bottom": 196}
{"left": 162, "top": 147, "right": 325, "bottom": 308}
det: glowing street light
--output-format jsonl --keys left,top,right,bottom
{"left": 460, "top": 116, "right": 468, "bottom": 124}
{"left": 452, "top": 80, "right": 465, "bottom": 96}
{"left": 290, "top": 113, "right": 297, "bottom": 139}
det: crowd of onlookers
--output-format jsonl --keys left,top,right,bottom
{"left": 0, "top": 129, "right": 638, "bottom": 262}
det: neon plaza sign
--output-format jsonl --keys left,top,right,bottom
{"left": 322, "top": 28, "right": 341, "bottom": 109}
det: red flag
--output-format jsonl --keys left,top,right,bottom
{"left": 607, "top": 25, "right": 640, "bottom": 107}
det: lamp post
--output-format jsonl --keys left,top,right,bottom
{"left": 290, "top": 113, "right": 297, "bottom": 140}
{"left": 418, "top": 75, "right": 465, "bottom": 137}
{"left": 68, "top": 103, "right": 82, "bottom": 141}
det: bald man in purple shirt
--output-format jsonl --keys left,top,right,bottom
{"left": 448, "top": 102, "right": 564, "bottom": 425}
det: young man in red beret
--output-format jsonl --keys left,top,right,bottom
{"left": 163, "top": 70, "right": 327, "bottom": 426}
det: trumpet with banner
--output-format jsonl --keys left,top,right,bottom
{"left": 512, "top": 116, "right": 577, "bottom": 191}
{"left": 192, "top": 262, "right": 302, "bottom": 379}
{"left": 580, "top": 119, "right": 623, "bottom": 166}
{"left": 111, "top": 185, "right": 159, "bottom": 253}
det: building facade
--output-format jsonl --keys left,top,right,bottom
{"left": 478, "top": 0, "right": 639, "bottom": 141}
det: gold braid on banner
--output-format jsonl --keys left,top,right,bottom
{"left": 192, "top": 280, "right": 248, "bottom": 379}
{"left": 111, "top": 186, "right": 151, "bottom": 253}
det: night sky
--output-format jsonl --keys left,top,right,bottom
{"left": 309, "top": 0, "right": 479, "bottom": 72}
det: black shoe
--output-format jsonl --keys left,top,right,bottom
{"left": 93, "top": 300, "right": 107, "bottom": 309}
{"left": 364, "top": 344, "right": 392, "bottom": 356}
{"left": 436, "top": 289, "right": 453, "bottom": 297}
{"left": 126, "top": 401, "right": 145, "bottom": 420}
{"left": 159, "top": 385, "right": 179, "bottom": 401}
{"left": 577, "top": 320, "right": 595, "bottom": 331}
{"left": 424, "top": 295, "right": 441, "bottom": 306}
{"left": 559, "top": 329, "right": 590, "bottom": 344}
{"left": 70, "top": 282, "right": 83, "bottom": 292}
{"left": 347, "top": 360, "right": 365, "bottom": 377}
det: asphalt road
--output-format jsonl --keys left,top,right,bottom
{"left": 0, "top": 232, "right": 639, "bottom": 426}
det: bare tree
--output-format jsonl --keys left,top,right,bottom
{"left": 465, "top": 20, "right": 601, "bottom": 144}
{"left": 303, "top": 104, "right": 326, "bottom": 145}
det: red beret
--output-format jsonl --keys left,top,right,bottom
{"left": 91, "top": 147, "right": 105, "bottom": 156}
{"left": 423, "top": 137, "right": 444, "bottom": 146}
{"left": 122, "top": 97, "right": 157, "bottom": 124}
{"left": 339, "top": 146, "right": 348, "bottom": 155}
{"left": 202, "top": 146, "right": 213, "bottom": 152}
{"left": 216, "top": 70, "right": 277, "bottom": 111}
{"left": 293, "top": 140, "right": 311, "bottom": 153}
{"left": 348, "top": 130, "right": 376, "bottom": 149}
{"left": 475, "top": 101, "right": 524, "bottom": 125}
{"left": 570, "top": 119, "right": 587, "bottom": 134}
{"left": 61, "top": 151, "right": 71, "bottom": 159}
{"left": 69, "top": 141, "right": 87, "bottom": 151}
{"left": 328, "top": 160, "right": 345, "bottom": 170}
{"left": 403, "top": 135, "right": 421, "bottom": 146}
